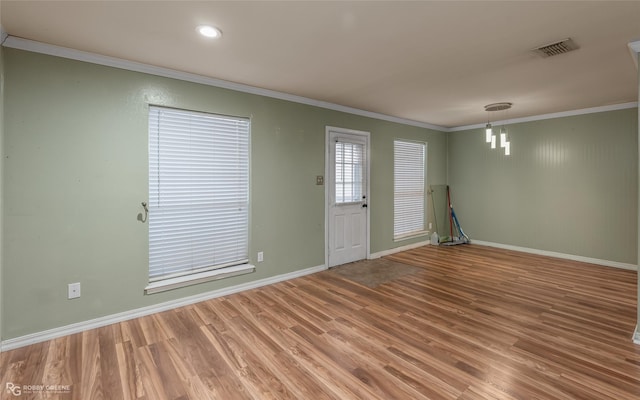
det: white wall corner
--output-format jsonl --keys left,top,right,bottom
{"left": 629, "top": 40, "right": 640, "bottom": 69}
{"left": 633, "top": 324, "right": 640, "bottom": 345}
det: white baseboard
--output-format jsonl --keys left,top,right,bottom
{"left": 369, "top": 240, "right": 431, "bottom": 259}
{"left": 472, "top": 240, "right": 638, "bottom": 271}
{"left": 3, "top": 239, "right": 634, "bottom": 350}
{"left": 1, "top": 264, "right": 326, "bottom": 351}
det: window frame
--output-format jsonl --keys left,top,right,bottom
{"left": 334, "top": 140, "right": 366, "bottom": 205}
{"left": 393, "top": 139, "right": 428, "bottom": 241}
{"left": 145, "top": 105, "right": 254, "bottom": 294}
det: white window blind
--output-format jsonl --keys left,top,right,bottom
{"left": 148, "top": 106, "right": 250, "bottom": 282}
{"left": 335, "top": 141, "right": 364, "bottom": 203}
{"left": 394, "top": 140, "right": 426, "bottom": 239}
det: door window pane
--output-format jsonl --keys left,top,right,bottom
{"left": 335, "top": 141, "right": 364, "bottom": 203}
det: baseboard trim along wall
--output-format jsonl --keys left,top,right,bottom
{"left": 369, "top": 240, "right": 431, "bottom": 259}
{"left": 472, "top": 240, "right": 638, "bottom": 271}
{"left": 3, "top": 239, "right": 633, "bottom": 350}
{"left": 1, "top": 264, "right": 327, "bottom": 351}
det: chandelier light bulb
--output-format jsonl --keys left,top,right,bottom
{"left": 483, "top": 102, "right": 513, "bottom": 154}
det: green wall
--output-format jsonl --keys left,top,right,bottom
{"left": 3, "top": 45, "right": 637, "bottom": 342}
{"left": 448, "top": 108, "right": 638, "bottom": 265}
{"left": 2, "top": 48, "right": 446, "bottom": 340}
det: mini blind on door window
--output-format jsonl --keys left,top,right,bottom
{"left": 335, "top": 141, "right": 364, "bottom": 203}
{"left": 394, "top": 140, "right": 426, "bottom": 239}
{"left": 148, "top": 106, "right": 250, "bottom": 281}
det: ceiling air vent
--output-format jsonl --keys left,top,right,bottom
{"left": 532, "top": 38, "right": 578, "bottom": 58}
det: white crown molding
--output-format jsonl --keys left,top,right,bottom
{"left": 2, "top": 35, "right": 639, "bottom": 134}
{"left": 1, "top": 263, "right": 327, "bottom": 351}
{"left": 1, "top": 36, "right": 448, "bottom": 132}
{"left": 449, "top": 102, "right": 639, "bottom": 132}
{"left": 472, "top": 240, "right": 637, "bottom": 271}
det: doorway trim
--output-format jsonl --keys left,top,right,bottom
{"left": 325, "top": 126, "right": 371, "bottom": 269}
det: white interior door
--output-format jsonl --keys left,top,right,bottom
{"left": 327, "top": 128, "right": 369, "bottom": 268}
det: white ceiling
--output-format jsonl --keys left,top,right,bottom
{"left": 2, "top": 1, "right": 639, "bottom": 128}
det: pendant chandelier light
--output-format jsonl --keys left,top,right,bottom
{"left": 484, "top": 102, "right": 512, "bottom": 155}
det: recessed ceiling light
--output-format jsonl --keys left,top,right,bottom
{"left": 197, "top": 25, "right": 222, "bottom": 39}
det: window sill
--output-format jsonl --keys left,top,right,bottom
{"left": 145, "top": 264, "right": 256, "bottom": 295}
{"left": 393, "top": 230, "right": 429, "bottom": 242}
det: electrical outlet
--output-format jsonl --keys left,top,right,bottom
{"left": 68, "top": 282, "right": 81, "bottom": 299}
{"left": 429, "top": 222, "right": 433, "bottom": 230}
{"left": 257, "top": 251, "right": 264, "bottom": 263}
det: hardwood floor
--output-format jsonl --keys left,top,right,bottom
{"left": 2, "top": 244, "right": 639, "bottom": 399}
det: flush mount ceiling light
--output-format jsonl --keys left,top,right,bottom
{"left": 197, "top": 25, "right": 222, "bottom": 39}
{"left": 484, "top": 102, "right": 513, "bottom": 156}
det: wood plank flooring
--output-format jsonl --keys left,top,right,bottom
{"left": 2, "top": 244, "right": 639, "bottom": 399}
